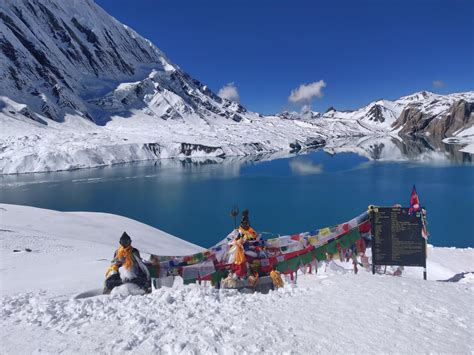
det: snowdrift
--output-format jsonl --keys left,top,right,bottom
{"left": 1, "top": 204, "right": 473, "bottom": 354}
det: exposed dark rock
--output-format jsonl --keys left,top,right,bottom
{"left": 71, "top": 17, "right": 98, "bottom": 44}
{"left": 367, "top": 104, "right": 385, "bottom": 123}
{"left": 231, "top": 114, "right": 243, "bottom": 122}
{"left": 180, "top": 143, "right": 225, "bottom": 157}
{"left": 0, "top": 38, "right": 18, "bottom": 63}
{"left": 304, "top": 137, "right": 326, "bottom": 149}
{"left": 41, "top": 102, "right": 55, "bottom": 120}
{"left": 1, "top": 11, "right": 64, "bottom": 83}
{"left": 8, "top": 67, "right": 22, "bottom": 90}
{"left": 19, "top": 106, "right": 47, "bottom": 125}
{"left": 289, "top": 141, "right": 302, "bottom": 153}
{"left": 426, "top": 100, "right": 474, "bottom": 137}
{"left": 393, "top": 100, "right": 474, "bottom": 139}
{"left": 143, "top": 143, "right": 161, "bottom": 157}
{"left": 243, "top": 143, "right": 266, "bottom": 152}
{"left": 392, "top": 107, "right": 434, "bottom": 136}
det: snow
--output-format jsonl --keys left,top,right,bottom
{"left": 1, "top": 0, "right": 473, "bottom": 175}
{"left": 1, "top": 204, "right": 473, "bottom": 354}
{"left": 0, "top": 203, "right": 202, "bottom": 296}
{"left": 460, "top": 143, "right": 474, "bottom": 154}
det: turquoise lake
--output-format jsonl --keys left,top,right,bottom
{"left": 1, "top": 150, "right": 473, "bottom": 248}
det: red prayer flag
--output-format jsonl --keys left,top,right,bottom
{"left": 409, "top": 185, "right": 421, "bottom": 214}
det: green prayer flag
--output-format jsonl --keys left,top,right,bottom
{"left": 326, "top": 240, "right": 338, "bottom": 255}
{"left": 339, "top": 234, "right": 351, "bottom": 249}
{"left": 276, "top": 260, "right": 289, "bottom": 273}
{"left": 183, "top": 278, "right": 197, "bottom": 285}
{"left": 211, "top": 270, "right": 226, "bottom": 284}
{"left": 287, "top": 256, "right": 301, "bottom": 271}
{"left": 314, "top": 246, "right": 327, "bottom": 261}
{"left": 195, "top": 253, "right": 204, "bottom": 261}
{"left": 347, "top": 228, "right": 361, "bottom": 244}
{"left": 146, "top": 265, "right": 160, "bottom": 278}
{"left": 300, "top": 251, "right": 313, "bottom": 265}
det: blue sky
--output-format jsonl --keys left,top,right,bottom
{"left": 97, "top": 0, "right": 474, "bottom": 114}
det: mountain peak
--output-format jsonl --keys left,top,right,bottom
{"left": 0, "top": 0, "right": 253, "bottom": 125}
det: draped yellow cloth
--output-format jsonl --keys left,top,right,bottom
{"left": 233, "top": 239, "right": 246, "bottom": 265}
{"left": 238, "top": 226, "right": 257, "bottom": 240}
{"left": 105, "top": 246, "right": 134, "bottom": 277}
{"left": 270, "top": 270, "right": 284, "bottom": 288}
{"left": 116, "top": 246, "right": 134, "bottom": 270}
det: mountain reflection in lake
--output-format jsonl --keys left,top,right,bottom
{"left": 1, "top": 136, "right": 473, "bottom": 249}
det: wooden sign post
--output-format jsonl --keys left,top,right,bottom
{"left": 370, "top": 207, "right": 427, "bottom": 280}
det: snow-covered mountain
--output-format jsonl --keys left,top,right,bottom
{"left": 0, "top": 0, "right": 473, "bottom": 174}
{"left": 280, "top": 91, "right": 474, "bottom": 138}
{"left": 392, "top": 92, "right": 474, "bottom": 138}
{"left": 0, "top": 0, "right": 252, "bottom": 124}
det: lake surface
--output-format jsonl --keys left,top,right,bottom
{"left": 1, "top": 148, "right": 473, "bottom": 248}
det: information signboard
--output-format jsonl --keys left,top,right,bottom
{"left": 370, "top": 207, "right": 426, "bottom": 279}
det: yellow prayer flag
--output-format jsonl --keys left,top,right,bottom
{"left": 320, "top": 228, "right": 331, "bottom": 236}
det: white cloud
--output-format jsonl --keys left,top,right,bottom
{"left": 289, "top": 158, "right": 323, "bottom": 175}
{"left": 288, "top": 80, "right": 326, "bottom": 103}
{"left": 218, "top": 82, "right": 240, "bottom": 102}
{"left": 433, "top": 80, "right": 445, "bottom": 88}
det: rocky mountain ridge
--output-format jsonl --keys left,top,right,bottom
{"left": 0, "top": 0, "right": 253, "bottom": 126}
{"left": 279, "top": 91, "right": 474, "bottom": 139}
{"left": 0, "top": 0, "right": 472, "bottom": 174}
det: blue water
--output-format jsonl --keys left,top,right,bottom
{"left": 1, "top": 151, "right": 473, "bottom": 248}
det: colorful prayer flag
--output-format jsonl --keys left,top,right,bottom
{"left": 409, "top": 185, "right": 421, "bottom": 214}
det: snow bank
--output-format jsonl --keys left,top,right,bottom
{"left": 1, "top": 204, "right": 473, "bottom": 354}
{"left": 1, "top": 271, "right": 472, "bottom": 354}
{"left": 0, "top": 203, "right": 202, "bottom": 295}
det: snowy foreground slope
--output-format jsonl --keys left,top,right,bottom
{"left": 0, "top": 204, "right": 202, "bottom": 295}
{"left": 1, "top": 204, "right": 473, "bottom": 354}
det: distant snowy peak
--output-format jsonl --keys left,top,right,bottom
{"left": 279, "top": 109, "right": 320, "bottom": 120}
{"left": 279, "top": 91, "right": 474, "bottom": 136}
{"left": 0, "top": 0, "right": 252, "bottom": 124}
{"left": 92, "top": 68, "right": 252, "bottom": 123}
{"left": 392, "top": 92, "right": 474, "bottom": 138}
{"left": 394, "top": 91, "right": 474, "bottom": 117}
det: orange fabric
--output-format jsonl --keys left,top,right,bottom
{"left": 239, "top": 226, "right": 257, "bottom": 240}
{"left": 233, "top": 239, "right": 246, "bottom": 265}
{"left": 105, "top": 264, "right": 118, "bottom": 278}
{"left": 270, "top": 270, "right": 284, "bottom": 288}
{"left": 116, "top": 246, "right": 134, "bottom": 270}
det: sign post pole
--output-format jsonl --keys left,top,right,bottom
{"left": 370, "top": 210, "right": 376, "bottom": 275}
{"left": 423, "top": 237, "right": 427, "bottom": 280}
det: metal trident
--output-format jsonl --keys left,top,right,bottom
{"left": 230, "top": 205, "right": 240, "bottom": 228}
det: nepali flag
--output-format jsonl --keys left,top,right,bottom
{"left": 408, "top": 185, "right": 421, "bottom": 214}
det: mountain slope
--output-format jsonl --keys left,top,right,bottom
{"left": 0, "top": 0, "right": 473, "bottom": 174}
{"left": 281, "top": 91, "right": 474, "bottom": 136}
{"left": 392, "top": 92, "right": 474, "bottom": 138}
{"left": 0, "top": 0, "right": 251, "bottom": 125}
